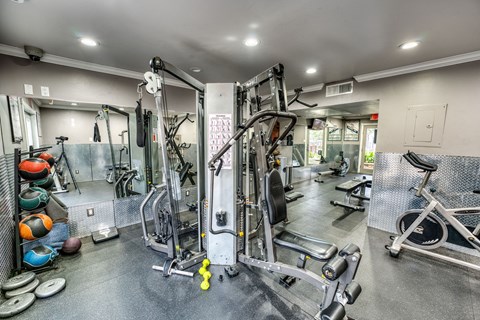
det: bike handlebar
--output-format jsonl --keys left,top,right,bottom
{"left": 403, "top": 151, "right": 437, "bottom": 172}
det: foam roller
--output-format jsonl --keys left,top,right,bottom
{"left": 322, "top": 256, "right": 347, "bottom": 281}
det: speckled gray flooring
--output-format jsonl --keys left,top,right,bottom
{"left": 14, "top": 174, "right": 480, "bottom": 320}
{"left": 55, "top": 180, "right": 115, "bottom": 206}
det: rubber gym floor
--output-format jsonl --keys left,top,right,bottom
{"left": 15, "top": 174, "right": 480, "bottom": 320}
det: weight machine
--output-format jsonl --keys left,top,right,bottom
{"left": 138, "top": 57, "right": 207, "bottom": 274}
{"left": 204, "top": 64, "right": 363, "bottom": 320}
{"left": 165, "top": 113, "right": 196, "bottom": 186}
{"left": 315, "top": 151, "right": 351, "bottom": 183}
{"left": 139, "top": 57, "right": 363, "bottom": 318}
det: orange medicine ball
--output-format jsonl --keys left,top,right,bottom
{"left": 18, "top": 158, "right": 51, "bottom": 181}
{"left": 19, "top": 213, "right": 53, "bottom": 240}
{"left": 36, "top": 152, "right": 55, "bottom": 167}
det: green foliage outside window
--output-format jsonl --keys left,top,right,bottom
{"left": 364, "top": 151, "right": 375, "bottom": 163}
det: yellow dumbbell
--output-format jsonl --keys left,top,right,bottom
{"left": 198, "top": 259, "right": 210, "bottom": 275}
{"left": 200, "top": 271, "right": 212, "bottom": 291}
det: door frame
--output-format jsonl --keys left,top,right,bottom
{"left": 359, "top": 123, "right": 377, "bottom": 174}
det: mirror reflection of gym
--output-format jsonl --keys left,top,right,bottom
{"left": 1, "top": 96, "right": 144, "bottom": 207}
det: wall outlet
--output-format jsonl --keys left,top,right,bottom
{"left": 75, "top": 170, "right": 79, "bottom": 174}
{"left": 24, "top": 84, "right": 33, "bottom": 95}
{"left": 87, "top": 208, "right": 94, "bottom": 217}
{"left": 40, "top": 86, "right": 50, "bottom": 97}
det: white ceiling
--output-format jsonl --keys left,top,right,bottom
{"left": 1, "top": 0, "right": 480, "bottom": 89}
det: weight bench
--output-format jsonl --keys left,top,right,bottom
{"left": 330, "top": 178, "right": 371, "bottom": 213}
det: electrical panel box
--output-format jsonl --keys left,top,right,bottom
{"left": 404, "top": 104, "right": 447, "bottom": 147}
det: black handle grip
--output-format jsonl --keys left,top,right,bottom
{"left": 403, "top": 152, "right": 437, "bottom": 172}
{"left": 215, "top": 158, "right": 224, "bottom": 176}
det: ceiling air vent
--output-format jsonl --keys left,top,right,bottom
{"left": 325, "top": 81, "right": 353, "bottom": 97}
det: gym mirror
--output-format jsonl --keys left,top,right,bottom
{"left": 0, "top": 95, "right": 199, "bottom": 208}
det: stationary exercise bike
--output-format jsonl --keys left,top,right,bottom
{"left": 52, "top": 136, "right": 81, "bottom": 194}
{"left": 387, "top": 151, "right": 480, "bottom": 271}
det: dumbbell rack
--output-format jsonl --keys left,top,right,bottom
{"left": 12, "top": 146, "right": 53, "bottom": 275}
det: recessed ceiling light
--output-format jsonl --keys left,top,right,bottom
{"left": 399, "top": 41, "right": 420, "bottom": 50}
{"left": 119, "top": 107, "right": 125, "bottom": 111}
{"left": 190, "top": 67, "right": 202, "bottom": 73}
{"left": 244, "top": 38, "right": 259, "bottom": 47}
{"left": 80, "top": 38, "right": 98, "bottom": 47}
{"left": 71, "top": 102, "right": 78, "bottom": 106}
{"left": 306, "top": 68, "right": 317, "bottom": 74}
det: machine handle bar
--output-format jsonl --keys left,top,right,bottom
{"left": 403, "top": 151, "right": 437, "bottom": 172}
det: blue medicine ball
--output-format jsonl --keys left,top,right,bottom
{"left": 23, "top": 245, "right": 58, "bottom": 270}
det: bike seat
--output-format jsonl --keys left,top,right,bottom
{"left": 273, "top": 230, "right": 337, "bottom": 261}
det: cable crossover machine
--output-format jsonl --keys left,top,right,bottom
{"left": 140, "top": 58, "right": 363, "bottom": 319}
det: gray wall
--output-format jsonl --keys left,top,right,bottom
{"left": 40, "top": 108, "right": 128, "bottom": 145}
{"left": 0, "top": 54, "right": 196, "bottom": 113}
{"left": 290, "top": 60, "right": 480, "bottom": 157}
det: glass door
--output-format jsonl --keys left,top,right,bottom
{"left": 359, "top": 125, "right": 377, "bottom": 174}
{"left": 306, "top": 129, "right": 324, "bottom": 165}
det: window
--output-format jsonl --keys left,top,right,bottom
{"left": 307, "top": 129, "right": 324, "bottom": 165}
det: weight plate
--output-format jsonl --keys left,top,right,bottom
{"left": 34, "top": 278, "right": 66, "bottom": 298}
{"left": 1, "top": 272, "right": 36, "bottom": 291}
{"left": 4, "top": 279, "right": 40, "bottom": 299}
{"left": 0, "top": 293, "right": 35, "bottom": 318}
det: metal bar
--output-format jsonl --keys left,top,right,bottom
{"left": 177, "top": 252, "right": 207, "bottom": 270}
{"left": 18, "top": 146, "right": 51, "bottom": 156}
{"left": 394, "top": 200, "right": 438, "bottom": 244}
{"left": 238, "top": 254, "right": 329, "bottom": 289}
{"left": 114, "top": 171, "right": 128, "bottom": 198}
{"left": 196, "top": 92, "right": 205, "bottom": 253}
{"left": 287, "top": 90, "right": 301, "bottom": 106}
{"left": 245, "top": 125, "right": 251, "bottom": 257}
{"left": 103, "top": 106, "right": 117, "bottom": 187}
{"left": 140, "top": 186, "right": 157, "bottom": 247}
{"left": 106, "top": 104, "right": 129, "bottom": 117}
{"left": 123, "top": 170, "right": 137, "bottom": 196}
{"left": 265, "top": 117, "right": 278, "bottom": 144}
{"left": 154, "top": 84, "right": 180, "bottom": 259}
{"left": 152, "top": 265, "right": 195, "bottom": 277}
{"left": 401, "top": 244, "right": 480, "bottom": 271}
{"left": 441, "top": 212, "right": 480, "bottom": 251}
{"left": 242, "top": 64, "right": 283, "bottom": 90}
{"left": 14, "top": 148, "right": 22, "bottom": 273}
{"left": 150, "top": 57, "right": 205, "bottom": 92}
{"left": 416, "top": 171, "right": 432, "bottom": 197}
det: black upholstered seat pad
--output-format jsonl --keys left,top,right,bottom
{"left": 335, "top": 179, "right": 371, "bottom": 192}
{"left": 273, "top": 230, "right": 337, "bottom": 261}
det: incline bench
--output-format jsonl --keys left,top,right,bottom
{"left": 330, "top": 177, "right": 371, "bottom": 213}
